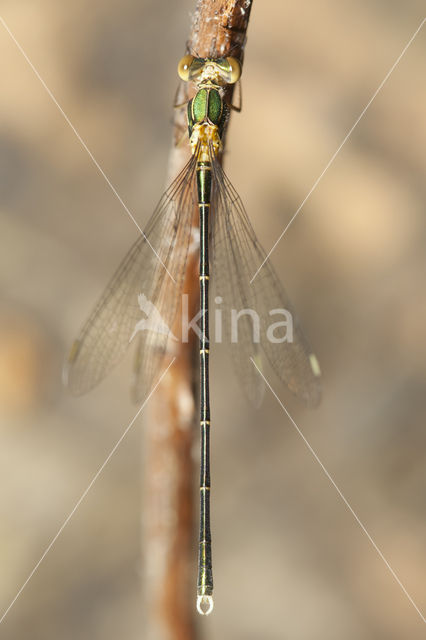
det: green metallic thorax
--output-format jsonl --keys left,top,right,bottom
{"left": 187, "top": 87, "right": 227, "bottom": 139}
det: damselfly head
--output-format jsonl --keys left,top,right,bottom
{"left": 178, "top": 55, "right": 241, "bottom": 87}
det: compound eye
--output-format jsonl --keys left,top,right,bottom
{"left": 178, "top": 55, "right": 194, "bottom": 81}
{"left": 226, "top": 57, "right": 241, "bottom": 84}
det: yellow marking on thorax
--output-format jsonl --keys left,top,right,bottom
{"left": 190, "top": 122, "right": 222, "bottom": 161}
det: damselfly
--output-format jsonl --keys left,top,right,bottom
{"left": 64, "top": 54, "right": 321, "bottom": 616}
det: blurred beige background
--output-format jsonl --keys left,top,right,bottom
{"left": 1, "top": 1, "right": 425, "bottom": 638}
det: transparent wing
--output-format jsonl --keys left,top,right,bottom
{"left": 210, "top": 157, "right": 321, "bottom": 408}
{"left": 64, "top": 154, "right": 197, "bottom": 397}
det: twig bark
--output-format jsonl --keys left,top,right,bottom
{"left": 142, "top": 2, "right": 253, "bottom": 639}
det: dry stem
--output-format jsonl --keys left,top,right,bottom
{"left": 143, "top": 2, "right": 253, "bottom": 639}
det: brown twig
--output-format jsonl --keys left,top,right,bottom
{"left": 142, "top": 2, "right": 253, "bottom": 639}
